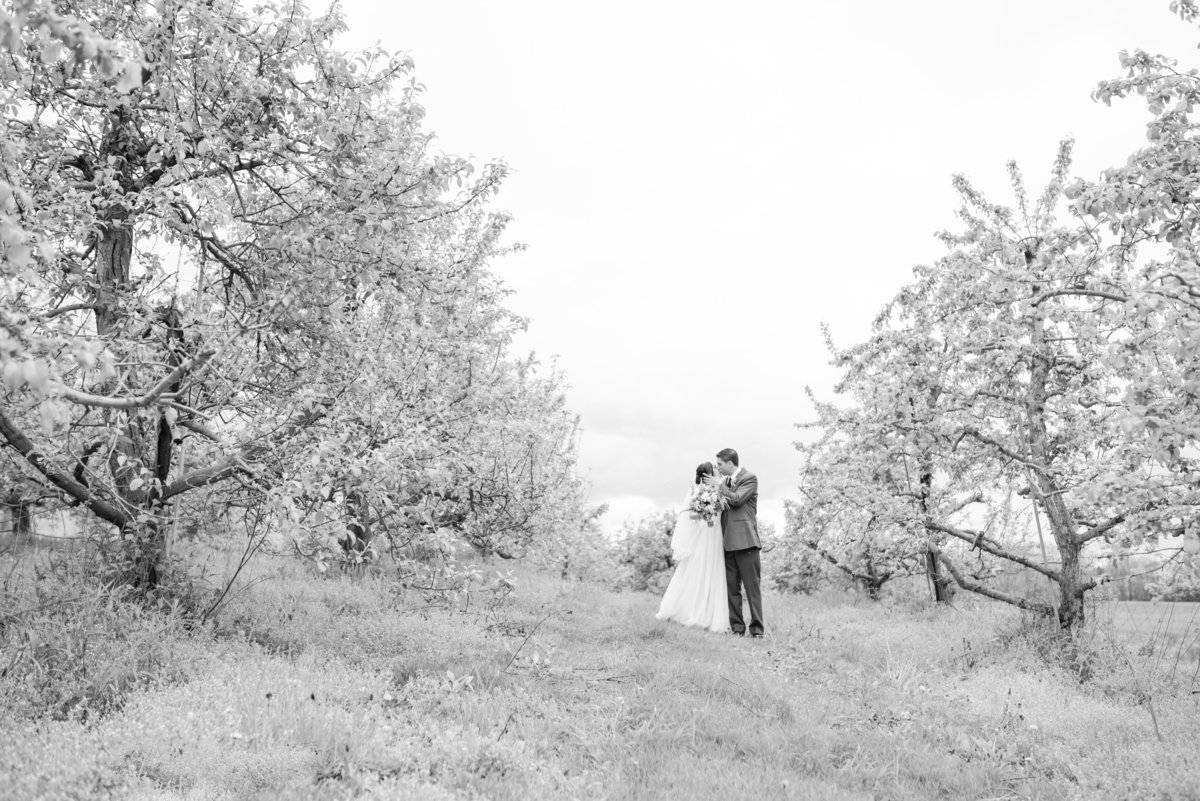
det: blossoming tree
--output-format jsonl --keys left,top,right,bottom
{"left": 804, "top": 142, "right": 1198, "bottom": 627}
{"left": 0, "top": 0, "right": 586, "bottom": 589}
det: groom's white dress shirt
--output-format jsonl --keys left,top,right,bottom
{"left": 727, "top": 467, "right": 742, "bottom": 486}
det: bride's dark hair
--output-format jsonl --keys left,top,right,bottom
{"left": 695, "top": 462, "right": 714, "bottom": 485}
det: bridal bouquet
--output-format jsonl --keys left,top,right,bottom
{"left": 688, "top": 485, "right": 727, "bottom": 524}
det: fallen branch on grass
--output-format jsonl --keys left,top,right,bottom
{"left": 502, "top": 611, "right": 552, "bottom": 674}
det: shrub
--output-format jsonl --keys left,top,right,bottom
{"left": 615, "top": 510, "right": 677, "bottom": 592}
{"left": 987, "top": 611, "right": 1130, "bottom": 685}
{"left": 761, "top": 524, "right": 832, "bottom": 594}
{"left": 0, "top": 549, "right": 191, "bottom": 721}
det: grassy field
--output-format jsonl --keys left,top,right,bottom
{"left": 1107, "top": 600, "right": 1200, "bottom": 647}
{"left": 3, "top": 544, "right": 1199, "bottom": 801}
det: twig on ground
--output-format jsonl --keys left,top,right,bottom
{"left": 496, "top": 709, "right": 517, "bottom": 741}
{"left": 718, "top": 674, "right": 765, "bottom": 718}
{"left": 502, "top": 611, "right": 551, "bottom": 674}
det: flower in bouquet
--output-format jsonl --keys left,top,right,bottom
{"left": 688, "top": 485, "right": 727, "bottom": 524}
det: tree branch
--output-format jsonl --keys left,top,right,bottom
{"left": 134, "top": 156, "right": 268, "bottom": 192}
{"left": 178, "top": 418, "right": 225, "bottom": 443}
{"left": 937, "top": 551, "right": 1055, "bottom": 616}
{"left": 1030, "top": 288, "right": 1129, "bottom": 307}
{"left": 160, "top": 406, "right": 326, "bottom": 502}
{"left": 42, "top": 303, "right": 101, "bottom": 320}
{"left": 946, "top": 491, "right": 985, "bottom": 515}
{"left": 160, "top": 459, "right": 244, "bottom": 500}
{"left": 1076, "top": 502, "right": 1158, "bottom": 544}
{"left": 926, "top": 520, "right": 1061, "bottom": 579}
{"left": 52, "top": 349, "right": 215, "bottom": 409}
{"left": 960, "top": 427, "right": 1048, "bottom": 472}
{"left": 803, "top": 540, "right": 897, "bottom": 585}
{"left": 0, "top": 408, "right": 130, "bottom": 528}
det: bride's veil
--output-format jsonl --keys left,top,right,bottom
{"left": 670, "top": 487, "right": 704, "bottom": 562}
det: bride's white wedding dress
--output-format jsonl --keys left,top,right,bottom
{"left": 655, "top": 487, "right": 730, "bottom": 633}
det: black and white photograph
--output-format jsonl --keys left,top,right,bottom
{"left": 3, "top": 1, "right": 1200, "bottom": 798}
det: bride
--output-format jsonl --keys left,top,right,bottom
{"left": 655, "top": 462, "right": 730, "bottom": 633}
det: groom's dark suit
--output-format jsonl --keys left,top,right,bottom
{"left": 719, "top": 468, "right": 764, "bottom": 636}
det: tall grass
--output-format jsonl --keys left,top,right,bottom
{"left": 3, "top": 540, "right": 1199, "bottom": 800}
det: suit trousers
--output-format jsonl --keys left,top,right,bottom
{"left": 725, "top": 546, "right": 764, "bottom": 635}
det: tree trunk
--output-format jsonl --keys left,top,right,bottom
{"left": 342, "top": 488, "right": 373, "bottom": 555}
{"left": 925, "top": 547, "right": 955, "bottom": 603}
{"left": 1055, "top": 531, "right": 1085, "bottom": 627}
{"left": 94, "top": 106, "right": 134, "bottom": 333}
{"left": 4, "top": 491, "right": 35, "bottom": 544}
{"left": 91, "top": 106, "right": 173, "bottom": 592}
{"left": 917, "top": 459, "right": 955, "bottom": 603}
{"left": 1027, "top": 250, "right": 1084, "bottom": 628}
{"left": 860, "top": 547, "right": 882, "bottom": 599}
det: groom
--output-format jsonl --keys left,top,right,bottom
{"left": 706, "top": 448, "right": 764, "bottom": 638}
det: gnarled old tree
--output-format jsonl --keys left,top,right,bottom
{"left": 0, "top": 0, "right": 586, "bottom": 590}
{"left": 804, "top": 143, "right": 1200, "bottom": 628}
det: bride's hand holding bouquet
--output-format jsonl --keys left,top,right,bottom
{"left": 688, "top": 483, "right": 727, "bottom": 525}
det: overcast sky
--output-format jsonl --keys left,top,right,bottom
{"left": 337, "top": 1, "right": 1199, "bottom": 534}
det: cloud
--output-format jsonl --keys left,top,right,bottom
{"left": 334, "top": 0, "right": 1200, "bottom": 552}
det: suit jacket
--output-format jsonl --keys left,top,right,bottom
{"left": 719, "top": 468, "right": 759, "bottom": 551}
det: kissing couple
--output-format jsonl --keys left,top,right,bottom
{"left": 655, "top": 448, "right": 765, "bottom": 638}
